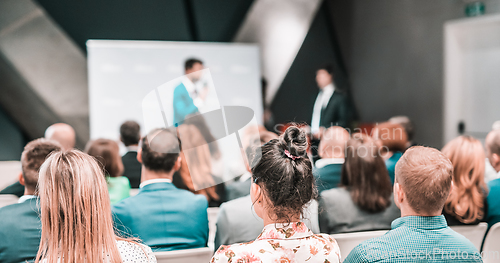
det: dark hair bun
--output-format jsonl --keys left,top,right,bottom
{"left": 280, "top": 126, "right": 308, "bottom": 157}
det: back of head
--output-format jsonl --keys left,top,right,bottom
{"left": 185, "top": 58, "right": 203, "bottom": 71}
{"left": 395, "top": 146, "right": 453, "bottom": 215}
{"left": 389, "top": 115, "right": 414, "bottom": 142}
{"left": 442, "top": 136, "right": 486, "bottom": 223}
{"left": 85, "top": 139, "right": 124, "bottom": 177}
{"left": 44, "top": 123, "right": 76, "bottom": 150}
{"left": 120, "top": 121, "right": 141, "bottom": 146}
{"left": 374, "top": 122, "right": 408, "bottom": 153}
{"left": 318, "top": 126, "right": 350, "bottom": 159}
{"left": 141, "top": 128, "right": 180, "bottom": 174}
{"left": 342, "top": 134, "right": 392, "bottom": 212}
{"left": 251, "top": 126, "right": 315, "bottom": 222}
{"left": 21, "top": 139, "right": 62, "bottom": 193}
{"left": 36, "top": 150, "right": 121, "bottom": 263}
{"left": 486, "top": 129, "right": 500, "bottom": 158}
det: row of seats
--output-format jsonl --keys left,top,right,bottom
{"left": 150, "top": 222, "right": 500, "bottom": 263}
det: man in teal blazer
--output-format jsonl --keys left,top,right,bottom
{"left": 113, "top": 128, "right": 209, "bottom": 251}
{"left": 0, "top": 139, "right": 61, "bottom": 263}
{"left": 173, "top": 58, "right": 206, "bottom": 126}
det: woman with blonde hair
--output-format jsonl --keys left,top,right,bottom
{"left": 35, "top": 150, "right": 156, "bottom": 263}
{"left": 85, "top": 139, "right": 130, "bottom": 204}
{"left": 442, "top": 135, "right": 488, "bottom": 225}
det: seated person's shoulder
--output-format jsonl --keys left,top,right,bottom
{"left": 116, "top": 240, "right": 156, "bottom": 262}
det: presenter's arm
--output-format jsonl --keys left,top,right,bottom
{"left": 173, "top": 85, "right": 199, "bottom": 119}
{"left": 336, "top": 94, "right": 350, "bottom": 128}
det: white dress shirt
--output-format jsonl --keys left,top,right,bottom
{"left": 182, "top": 77, "right": 204, "bottom": 108}
{"left": 139, "top": 178, "right": 172, "bottom": 189}
{"left": 311, "top": 83, "right": 335, "bottom": 134}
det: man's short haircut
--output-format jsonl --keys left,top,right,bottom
{"left": 487, "top": 129, "right": 500, "bottom": 156}
{"left": 120, "top": 120, "right": 141, "bottom": 146}
{"left": 185, "top": 58, "right": 203, "bottom": 71}
{"left": 21, "top": 138, "right": 62, "bottom": 190}
{"left": 317, "top": 64, "right": 334, "bottom": 75}
{"left": 141, "top": 128, "right": 181, "bottom": 173}
{"left": 395, "top": 146, "right": 453, "bottom": 215}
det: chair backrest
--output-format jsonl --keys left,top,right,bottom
{"left": 332, "top": 230, "right": 388, "bottom": 260}
{"left": 450, "top": 222, "right": 487, "bottom": 250}
{"left": 207, "top": 207, "right": 219, "bottom": 251}
{"left": 482, "top": 222, "right": 500, "bottom": 263}
{"left": 154, "top": 247, "right": 213, "bottom": 263}
{"left": 0, "top": 161, "right": 22, "bottom": 191}
{"left": 0, "top": 194, "right": 20, "bottom": 208}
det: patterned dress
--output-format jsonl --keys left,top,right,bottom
{"left": 211, "top": 222, "right": 341, "bottom": 263}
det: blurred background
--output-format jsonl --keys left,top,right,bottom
{"left": 1, "top": 0, "right": 500, "bottom": 160}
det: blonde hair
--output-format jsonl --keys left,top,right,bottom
{"left": 442, "top": 136, "right": 487, "bottom": 224}
{"left": 35, "top": 150, "right": 128, "bottom": 263}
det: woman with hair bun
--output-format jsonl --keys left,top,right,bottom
{"left": 211, "top": 126, "right": 341, "bottom": 263}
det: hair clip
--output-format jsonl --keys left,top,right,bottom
{"left": 284, "top": 149, "right": 301, "bottom": 161}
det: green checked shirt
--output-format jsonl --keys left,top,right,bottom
{"left": 344, "top": 215, "right": 483, "bottom": 263}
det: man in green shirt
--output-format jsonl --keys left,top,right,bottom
{"left": 0, "top": 139, "right": 61, "bottom": 263}
{"left": 345, "top": 146, "right": 482, "bottom": 263}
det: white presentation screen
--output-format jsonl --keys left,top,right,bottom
{"left": 87, "top": 40, "right": 262, "bottom": 141}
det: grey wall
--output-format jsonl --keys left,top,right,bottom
{"left": 0, "top": 106, "right": 25, "bottom": 161}
{"left": 332, "top": 0, "right": 500, "bottom": 148}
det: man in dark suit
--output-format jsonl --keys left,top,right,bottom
{"left": 0, "top": 139, "right": 61, "bottom": 263}
{"left": 310, "top": 65, "right": 351, "bottom": 135}
{"left": 113, "top": 128, "right": 208, "bottom": 251}
{"left": 310, "top": 65, "right": 351, "bottom": 161}
{"left": 120, "top": 120, "right": 142, "bottom": 188}
{"left": 313, "top": 126, "right": 349, "bottom": 193}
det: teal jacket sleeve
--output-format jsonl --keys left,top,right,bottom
{"left": 173, "top": 83, "right": 199, "bottom": 125}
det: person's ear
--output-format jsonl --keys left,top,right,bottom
{"left": 492, "top": 153, "right": 500, "bottom": 170}
{"left": 393, "top": 182, "right": 404, "bottom": 208}
{"left": 173, "top": 156, "right": 182, "bottom": 172}
{"left": 250, "top": 181, "right": 262, "bottom": 204}
{"left": 18, "top": 172, "right": 25, "bottom": 186}
{"left": 137, "top": 147, "right": 143, "bottom": 164}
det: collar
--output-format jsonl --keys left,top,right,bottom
{"left": 126, "top": 146, "right": 139, "bottom": 152}
{"left": 321, "top": 83, "right": 335, "bottom": 94}
{"left": 315, "top": 158, "right": 344, "bottom": 169}
{"left": 18, "top": 195, "right": 37, "bottom": 203}
{"left": 256, "top": 222, "right": 313, "bottom": 241}
{"left": 391, "top": 215, "right": 448, "bottom": 230}
{"left": 182, "top": 77, "right": 196, "bottom": 93}
{"left": 139, "top": 178, "right": 172, "bottom": 189}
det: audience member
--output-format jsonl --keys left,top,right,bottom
{"left": 441, "top": 136, "right": 487, "bottom": 226}
{"left": 0, "top": 139, "right": 61, "bottom": 263}
{"left": 214, "top": 130, "right": 320, "bottom": 250}
{"left": 120, "top": 120, "right": 142, "bottom": 188}
{"left": 44, "top": 123, "right": 76, "bottom": 150}
{"left": 35, "top": 150, "right": 155, "bottom": 262}
{"left": 389, "top": 115, "right": 415, "bottom": 147}
{"left": 485, "top": 129, "right": 500, "bottom": 230}
{"left": 85, "top": 139, "right": 130, "bottom": 204}
{"left": 225, "top": 131, "right": 278, "bottom": 201}
{"left": 0, "top": 123, "right": 76, "bottom": 197}
{"left": 314, "top": 126, "right": 350, "bottom": 192}
{"left": 372, "top": 122, "right": 408, "bottom": 184}
{"left": 113, "top": 128, "right": 208, "bottom": 251}
{"left": 211, "top": 126, "right": 341, "bottom": 263}
{"left": 319, "top": 134, "right": 400, "bottom": 234}
{"left": 345, "top": 146, "right": 482, "bottom": 263}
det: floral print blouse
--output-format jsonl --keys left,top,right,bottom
{"left": 211, "top": 222, "right": 341, "bottom": 263}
